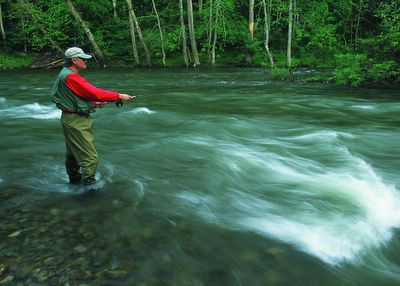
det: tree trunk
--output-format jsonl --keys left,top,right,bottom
{"left": 199, "top": 0, "right": 203, "bottom": 12}
{"left": 151, "top": 0, "right": 166, "bottom": 67}
{"left": 0, "top": 2, "right": 6, "bottom": 50}
{"left": 186, "top": 0, "right": 200, "bottom": 66}
{"left": 112, "top": 0, "right": 117, "bottom": 18}
{"left": 249, "top": 0, "right": 255, "bottom": 40}
{"left": 66, "top": 0, "right": 105, "bottom": 67}
{"left": 211, "top": 22, "right": 217, "bottom": 65}
{"left": 287, "top": 0, "right": 293, "bottom": 68}
{"left": 262, "top": 0, "right": 274, "bottom": 68}
{"left": 21, "top": 15, "right": 27, "bottom": 52}
{"left": 127, "top": 2, "right": 139, "bottom": 65}
{"left": 211, "top": 0, "right": 220, "bottom": 66}
{"left": 179, "top": 0, "right": 189, "bottom": 67}
{"left": 207, "top": 0, "right": 214, "bottom": 63}
{"left": 17, "top": 0, "right": 63, "bottom": 54}
{"left": 125, "top": 0, "right": 151, "bottom": 66}
{"left": 355, "top": 0, "right": 363, "bottom": 49}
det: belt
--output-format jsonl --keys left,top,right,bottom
{"left": 61, "top": 108, "right": 76, "bottom": 113}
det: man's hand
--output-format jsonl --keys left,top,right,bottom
{"left": 119, "top": 94, "right": 135, "bottom": 102}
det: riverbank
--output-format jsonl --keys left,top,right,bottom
{"left": 1, "top": 52, "right": 399, "bottom": 89}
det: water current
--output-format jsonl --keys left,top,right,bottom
{"left": 0, "top": 68, "right": 399, "bottom": 285}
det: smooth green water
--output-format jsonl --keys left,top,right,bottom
{"left": 0, "top": 68, "right": 399, "bottom": 285}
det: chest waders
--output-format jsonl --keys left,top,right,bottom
{"left": 61, "top": 113, "right": 98, "bottom": 185}
{"left": 52, "top": 68, "right": 98, "bottom": 185}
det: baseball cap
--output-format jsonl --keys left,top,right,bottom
{"left": 64, "top": 47, "right": 92, "bottom": 59}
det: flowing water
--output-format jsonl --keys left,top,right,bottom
{"left": 0, "top": 68, "right": 399, "bottom": 285}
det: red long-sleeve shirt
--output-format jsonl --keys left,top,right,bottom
{"left": 65, "top": 73, "right": 120, "bottom": 103}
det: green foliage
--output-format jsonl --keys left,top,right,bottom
{"left": 334, "top": 53, "right": 368, "bottom": 86}
{"left": 375, "top": 1, "right": 400, "bottom": 61}
{"left": 96, "top": 17, "right": 130, "bottom": 62}
{"left": 366, "top": 61, "right": 400, "bottom": 84}
{"left": 0, "top": 52, "right": 32, "bottom": 68}
{"left": 268, "top": 67, "right": 292, "bottom": 80}
{"left": 0, "top": 0, "right": 398, "bottom": 86}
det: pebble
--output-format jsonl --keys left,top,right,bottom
{"left": 82, "top": 232, "right": 94, "bottom": 240}
{"left": 0, "top": 275, "right": 14, "bottom": 285}
{"left": 104, "top": 270, "right": 128, "bottom": 277}
{"left": 266, "top": 247, "right": 285, "bottom": 257}
{"left": 7, "top": 231, "right": 21, "bottom": 238}
{"left": 43, "top": 257, "right": 56, "bottom": 265}
{"left": 0, "top": 188, "right": 295, "bottom": 286}
{"left": 0, "top": 264, "right": 7, "bottom": 276}
{"left": 49, "top": 208, "right": 60, "bottom": 216}
{"left": 73, "top": 245, "right": 88, "bottom": 253}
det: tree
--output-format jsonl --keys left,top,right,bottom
{"left": 287, "top": 0, "right": 293, "bottom": 68}
{"left": 17, "top": 0, "right": 63, "bottom": 54}
{"left": 125, "top": 0, "right": 139, "bottom": 65}
{"left": 0, "top": 0, "right": 399, "bottom": 83}
{"left": 112, "top": 0, "right": 117, "bottom": 18}
{"left": 66, "top": 0, "right": 105, "bottom": 67}
{"left": 210, "top": 0, "right": 219, "bottom": 65}
{"left": 125, "top": 0, "right": 151, "bottom": 66}
{"left": 0, "top": 1, "right": 6, "bottom": 50}
{"left": 375, "top": 0, "right": 400, "bottom": 61}
{"left": 249, "top": 0, "right": 255, "bottom": 40}
{"left": 207, "top": 0, "right": 234, "bottom": 65}
{"left": 262, "top": 0, "right": 274, "bottom": 67}
{"left": 179, "top": 0, "right": 189, "bottom": 67}
{"left": 186, "top": 0, "right": 200, "bottom": 66}
{"left": 151, "top": 0, "right": 166, "bottom": 67}
{"left": 206, "top": 0, "right": 213, "bottom": 62}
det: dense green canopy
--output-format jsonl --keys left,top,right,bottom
{"left": 0, "top": 0, "right": 399, "bottom": 85}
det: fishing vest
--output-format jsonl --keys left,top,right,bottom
{"left": 51, "top": 67, "right": 95, "bottom": 115}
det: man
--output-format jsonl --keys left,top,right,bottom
{"left": 51, "top": 47, "right": 134, "bottom": 187}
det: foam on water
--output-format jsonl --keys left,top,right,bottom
{"left": 175, "top": 129, "right": 400, "bottom": 265}
{"left": 352, "top": 104, "right": 376, "bottom": 110}
{"left": 235, "top": 159, "right": 400, "bottom": 264}
{"left": 2, "top": 102, "right": 61, "bottom": 120}
{"left": 128, "top": 107, "right": 155, "bottom": 114}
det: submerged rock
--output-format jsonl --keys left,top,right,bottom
{"left": 0, "top": 264, "right": 7, "bottom": 276}
{"left": 7, "top": 231, "right": 21, "bottom": 238}
{"left": 73, "top": 245, "right": 88, "bottom": 253}
{"left": 0, "top": 275, "right": 15, "bottom": 284}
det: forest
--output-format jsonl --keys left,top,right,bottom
{"left": 0, "top": 0, "right": 399, "bottom": 86}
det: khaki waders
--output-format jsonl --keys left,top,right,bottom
{"left": 61, "top": 112, "right": 98, "bottom": 185}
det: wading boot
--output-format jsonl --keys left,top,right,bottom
{"left": 82, "top": 176, "right": 100, "bottom": 192}
{"left": 69, "top": 175, "right": 82, "bottom": 185}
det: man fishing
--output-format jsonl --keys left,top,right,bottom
{"left": 51, "top": 47, "right": 134, "bottom": 188}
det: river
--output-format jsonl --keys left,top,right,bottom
{"left": 0, "top": 68, "right": 399, "bottom": 285}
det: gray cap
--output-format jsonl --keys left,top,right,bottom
{"left": 64, "top": 47, "right": 92, "bottom": 59}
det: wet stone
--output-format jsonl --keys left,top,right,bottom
{"left": 103, "top": 270, "right": 128, "bottom": 278}
{"left": 82, "top": 232, "right": 94, "bottom": 240}
{"left": 266, "top": 247, "right": 285, "bottom": 256}
{"left": 0, "top": 275, "right": 15, "bottom": 285}
{"left": 7, "top": 231, "right": 21, "bottom": 238}
{"left": 162, "top": 254, "right": 172, "bottom": 264}
{"left": 43, "top": 257, "right": 56, "bottom": 265}
{"left": 0, "top": 264, "right": 7, "bottom": 276}
{"left": 74, "top": 245, "right": 88, "bottom": 253}
{"left": 72, "top": 257, "right": 87, "bottom": 266}
{"left": 49, "top": 208, "right": 60, "bottom": 216}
